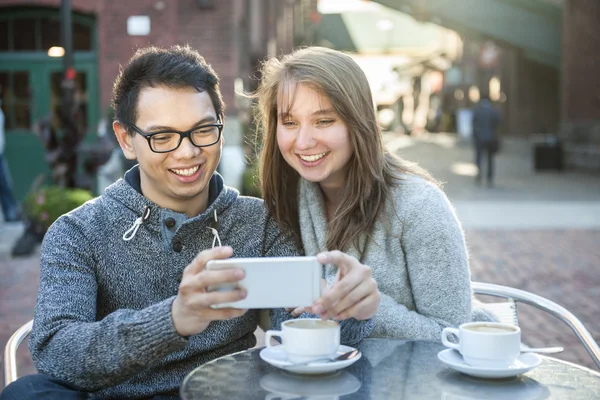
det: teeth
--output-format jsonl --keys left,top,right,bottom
{"left": 171, "top": 166, "right": 200, "bottom": 176}
{"left": 299, "top": 152, "right": 328, "bottom": 162}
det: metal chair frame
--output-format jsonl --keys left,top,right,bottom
{"left": 3, "top": 282, "right": 600, "bottom": 387}
{"left": 472, "top": 281, "right": 600, "bottom": 370}
{"left": 3, "top": 319, "right": 33, "bottom": 388}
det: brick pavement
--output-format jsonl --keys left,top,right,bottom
{"left": 0, "top": 256, "right": 38, "bottom": 387}
{"left": 466, "top": 229, "right": 600, "bottom": 370}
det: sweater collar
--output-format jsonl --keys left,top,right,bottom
{"left": 123, "top": 165, "right": 221, "bottom": 209}
{"left": 298, "top": 178, "right": 366, "bottom": 262}
{"left": 104, "top": 165, "right": 237, "bottom": 233}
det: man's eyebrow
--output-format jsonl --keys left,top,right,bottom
{"left": 144, "top": 117, "right": 218, "bottom": 132}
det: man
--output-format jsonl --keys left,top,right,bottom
{"left": 0, "top": 96, "right": 20, "bottom": 222}
{"left": 0, "top": 45, "right": 373, "bottom": 400}
{"left": 472, "top": 92, "right": 501, "bottom": 187}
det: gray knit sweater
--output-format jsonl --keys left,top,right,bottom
{"left": 30, "top": 170, "right": 373, "bottom": 399}
{"left": 299, "top": 175, "right": 491, "bottom": 340}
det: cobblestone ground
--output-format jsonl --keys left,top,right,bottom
{"left": 0, "top": 256, "right": 38, "bottom": 387}
{"left": 1, "top": 229, "right": 599, "bottom": 389}
{"left": 467, "top": 229, "right": 600, "bottom": 371}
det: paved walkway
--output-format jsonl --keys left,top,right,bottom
{"left": 1, "top": 132, "right": 599, "bottom": 388}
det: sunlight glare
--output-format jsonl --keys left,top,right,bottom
{"left": 450, "top": 162, "right": 478, "bottom": 177}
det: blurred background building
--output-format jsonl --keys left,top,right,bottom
{"left": 317, "top": 0, "right": 599, "bottom": 172}
{"left": 0, "top": 0, "right": 598, "bottom": 204}
{"left": 0, "top": 0, "right": 318, "bottom": 202}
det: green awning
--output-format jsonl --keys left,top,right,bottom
{"left": 372, "top": 0, "right": 562, "bottom": 67}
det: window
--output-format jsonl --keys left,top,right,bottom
{"left": 13, "top": 18, "right": 36, "bottom": 51}
{"left": 0, "top": 71, "right": 31, "bottom": 130}
{"left": 0, "top": 12, "right": 94, "bottom": 52}
{"left": 0, "top": 21, "right": 9, "bottom": 51}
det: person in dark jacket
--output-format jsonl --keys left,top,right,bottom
{"left": 472, "top": 92, "right": 501, "bottom": 187}
{"left": 0, "top": 45, "right": 374, "bottom": 400}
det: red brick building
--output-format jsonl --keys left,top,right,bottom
{"left": 0, "top": 0, "right": 319, "bottom": 200}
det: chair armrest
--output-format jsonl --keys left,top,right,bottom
{"left": 472, "top": 282, "right": 600, "bottom": 370}
{"left": 3, "top": 320, "right": 34, "bottom": 387}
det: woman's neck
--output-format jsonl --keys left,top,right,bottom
{"left": 319, "top": 185, "right": 340, "bottom": 222}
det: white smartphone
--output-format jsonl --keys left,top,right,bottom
{"left": 206, "top": 256, "right": 322, "bottom": 309}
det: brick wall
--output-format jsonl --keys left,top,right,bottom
{"left": 97, "top": 0, "right": 182, "bottom": 111}
{"left": 561, "top": 0, "right": 600, "bottom": 121}
{"left": 504, "top": 48, "right": 560, "bottom": 136}
{"left": 98, "top": 0, "right": 240, "bottom": 115}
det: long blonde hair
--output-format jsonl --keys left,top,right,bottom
{"left": 252, "top": 46, "right": 438, "bottom": 252}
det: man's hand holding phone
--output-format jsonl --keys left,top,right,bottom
{"left": 171, "top": 246, "right": 248, "bottom": 337}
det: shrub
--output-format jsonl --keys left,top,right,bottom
{"left": 23, "top": 186, "right": 94, "bottom": 230}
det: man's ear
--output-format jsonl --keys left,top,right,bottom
{"left": 113, "top": 121, "right": 137, "bottom": 160}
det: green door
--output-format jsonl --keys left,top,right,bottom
{"left": 0, "top": 8, "right": 98, "bottom": 203}
{"left": 0, "top": 57, "right": 98, "bottom": 203}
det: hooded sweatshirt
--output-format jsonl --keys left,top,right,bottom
{"left": 29, "top": 167, "right": 373, "bottom": 399}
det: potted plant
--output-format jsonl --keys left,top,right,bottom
{"left": 11, "top": 185, "right": 93, "bottom": 257}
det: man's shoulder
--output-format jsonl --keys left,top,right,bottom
{"left": 45, "top": 193, "right": 115, "bottom": 236}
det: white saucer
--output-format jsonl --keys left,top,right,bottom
{"left": 437, "top": 349, "right": 542, "bottom": 379}
{"left": 260, "top": 370, "right": 361, "bottom": 397}
{"left": 259, "top": 345, "right": 362, "bottom": 375}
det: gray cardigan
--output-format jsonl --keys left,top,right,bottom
{"left": 299, "top": 175, "right": 489, "bottom": 340}
{"left": 30, "top": 170, "right": 373, "bottom": 399}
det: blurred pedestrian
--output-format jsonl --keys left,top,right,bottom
{"left": 0, "top": 96, "right": 20, "bottom": 222}
{"left": 472, "top": 91, "right": 501, "bottom": 187}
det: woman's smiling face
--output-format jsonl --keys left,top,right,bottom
{"left": 276, "top": 83, "right": 353, "bottom": 193}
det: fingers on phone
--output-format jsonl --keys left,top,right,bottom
{"left": 206, "top": 286, "right": 247, "bottom": 306}
{"left": 199, "top": 267, "right": 245, "bottom": 289}
{"left": 189, "top": 246, "right": 234, "bottom": 274}
{"left": 210, "top": 307, "right": 249, "bottom": 320}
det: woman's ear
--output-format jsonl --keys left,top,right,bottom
{"left": 113, "top": 121, "right": 137, "bottom": 160}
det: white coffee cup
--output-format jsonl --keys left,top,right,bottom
{"left": 441, "top": 322, "right": 521, "bottom": 368}
{"left": 265, "top": 318, "right": 340, "bottom": 363}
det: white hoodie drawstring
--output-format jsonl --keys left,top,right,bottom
{"left": 208, "top": 209, "right": 222, "bottom": 248}
{"left": 123, "top": 206, "right": 152, "bottom": 241}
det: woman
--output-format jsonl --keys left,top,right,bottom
{"left": 252, "top": 46, "right": 491, "bottom": 340}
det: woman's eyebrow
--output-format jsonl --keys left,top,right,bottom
{"left": 312, "top": 109, "right": 335, "bottom": 116}
{"left": 278, "top": 109, "right": 335, "bottom": 120}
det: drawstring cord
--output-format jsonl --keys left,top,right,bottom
{"left": 123, "top": 206, "right": 220, "bottom": 246}
{"left": 208, "top": 209, "right": 222, "bottom": 248}
{"left": 123, "top": 206, "right": 151, "bottom": 241}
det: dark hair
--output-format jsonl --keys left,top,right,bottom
{"left": 111, "top": 44, "right": 225, "bottom": 132}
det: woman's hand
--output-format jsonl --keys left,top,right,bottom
{"left": 311, "top": 251, "right": 380, "bottom": 321}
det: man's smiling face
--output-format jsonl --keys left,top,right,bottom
{"left": 117, "top": 85, "right": 222, "bottom": 216}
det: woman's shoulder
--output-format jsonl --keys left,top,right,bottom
{"left": 393, "top": 173, "right": 444, "bottom": 200}
{"left": 385, "top": 173, "right": 453, "bottom": 218}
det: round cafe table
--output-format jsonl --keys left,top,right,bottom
{"left": 180, "top": 338, "right": 600, "bottom": 399}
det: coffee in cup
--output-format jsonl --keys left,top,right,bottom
{"left": 442, "top": 322, "right": 521, "bottom": 368}
{"left": 265, "top": 318, "right": 340, "bottom": 363}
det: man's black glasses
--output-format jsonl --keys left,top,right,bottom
{"left": 126, "top": 121, "right": 223, "bottom": 153}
